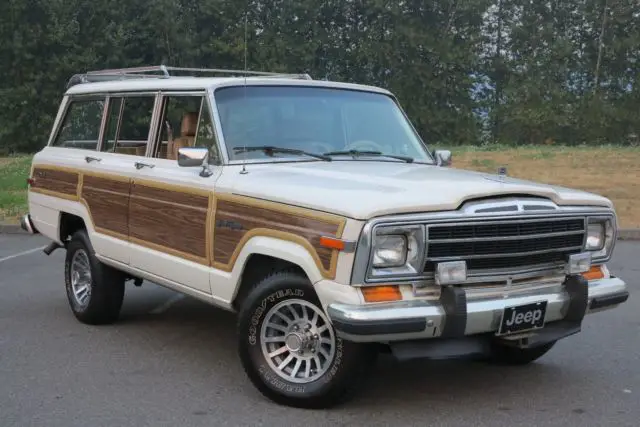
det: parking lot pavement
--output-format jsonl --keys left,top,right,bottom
{"left": 0, "top": 234, "right": 638, "bottom": 427}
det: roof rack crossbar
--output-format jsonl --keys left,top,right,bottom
{"left": 66, "top": 64, "right": 312, "bottom": 88}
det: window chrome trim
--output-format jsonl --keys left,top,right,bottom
{"left": 208, "top": 88, "right": 231, "bottom": 165}
{"left": 47, "top": 95, "right": 71, "bottom": 147}
{"left": 96, "top": 96, "right": 111, "bottom": 152}
{"left": 110, "top": 96, "right": 125, "bottom": 152}
{"left": 145, "top": 92, "right": 164, "bottom": 157}
{"left": 350, "top": 203, "right": 617, "bottom": 286}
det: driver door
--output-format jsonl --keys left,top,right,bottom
{"left": 128, "top": 92, "right": 222, "bottom": 295}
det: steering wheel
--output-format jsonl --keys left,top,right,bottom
{"left": 343, "top": 140, "right": 385, "bottom": 153}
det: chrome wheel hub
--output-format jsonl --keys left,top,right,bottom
{"left": 285, "top": 332, "right": 305, "bottom": 352}
{"left": 70, "top": 249, "right": 92, "bottom": 307}
{"left": 260, "top": 299, "right": 336, "bottom": 384}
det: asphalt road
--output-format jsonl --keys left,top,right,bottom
{"left": 1, "top": 234, "right": 638, "bottom": 427}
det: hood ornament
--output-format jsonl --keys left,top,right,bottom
{"left": 483, "top": 166, "right": 509, "bottom": 183}
{"left": 496, "top": 166, "right": 507, "bottom": 182}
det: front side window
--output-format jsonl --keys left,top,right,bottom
{"left": 154, "top": 94, "right": 220, "bottom": 163}
{"left": 52, "top": 98, "right": 105, "bottom": 150}
{"left": 214, "top": 86, "right": 433, "bottom": 163}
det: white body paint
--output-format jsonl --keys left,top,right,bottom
{"left": 25, "top": 74, "right": 620, "bottom": 316}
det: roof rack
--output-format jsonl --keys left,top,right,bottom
{"left": 66, "top": 65, "right": 313, "bottom": 88}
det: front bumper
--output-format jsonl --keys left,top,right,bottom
{"left": 327, "top": 276, "right": 629, "bottom": 345}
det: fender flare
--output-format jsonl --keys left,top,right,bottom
{"left": 225, "top": 235, "right": 326, "bottom": 303}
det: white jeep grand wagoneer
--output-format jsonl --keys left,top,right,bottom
{"left": 22, "top": 65, "right": 629, "bottom": 408}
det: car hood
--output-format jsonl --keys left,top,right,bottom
{"left": 221, "top": 161, "right": 612, "bottom": 220}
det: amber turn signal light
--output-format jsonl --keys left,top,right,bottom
{"left": 319, "top": 236, "right": 346, "bottom": 251}
{"left": 582, "top": 265, "right": 605, "bottom": 281}
{"left": 361, "top": 285, "right": 402, "bottom": 303}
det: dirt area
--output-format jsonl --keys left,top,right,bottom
{"left": 453, "top": 146, "right": 640, "bottom": 228}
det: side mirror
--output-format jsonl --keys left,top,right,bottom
{"left": 178, "top": 147, "right": 208, "bottom": 167}
{"left": 178, "top": 147, "right": 213, "bottom": 177}
{"left": 433, "top": 149, "right": 452, "bottom": 167}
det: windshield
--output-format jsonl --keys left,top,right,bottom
{"left": 214, "top": 85, "right": 433, "bottom": 163}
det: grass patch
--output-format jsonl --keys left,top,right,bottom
{"left": 451, "top": 146, "right": 640, "bottom": 228}
{"left": 0, "top": 156, "right": 32, "bottom": 224}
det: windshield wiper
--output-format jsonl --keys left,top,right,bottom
{"left": 323, "top": 150, "right": 414, "bottom": 163}
{"left": 233, "top": 146, "right": 332, "bottom": 161}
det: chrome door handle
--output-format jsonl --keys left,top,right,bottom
{"left": 85, "top": 156, "right": 102, "bottom": 163}
{"left": 134, "top": 161, "right": 155, "bottom": 170}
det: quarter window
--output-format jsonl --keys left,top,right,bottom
{"left": 52, "top": 98, "right": 105, "bottom": 150}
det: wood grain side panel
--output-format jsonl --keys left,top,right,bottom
{"left": 213, "top": 199, "right": 341, "bottom": 272}
{"left": 131, "top": 182, "right": 209, "bottom": 206}
{"left": 81, "top": 175, "right": 130, "bottom": 236}
{"left": 32, "top": 167, "right": 78, "bottom": 196}
{"left": 83, "top": 175, "right": 130, "bottom": 193}
{"left": 129, "top": 182, "right": 209, "bottom": 260}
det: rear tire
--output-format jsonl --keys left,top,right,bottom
{"left": 486, "top": 341, "right": 556, "bottom": 365}
{"left": 237, "top": 270, "right": 377, "bottom": 409}
{"left": 64, "top": 230, "right": 125, "bottom": 325}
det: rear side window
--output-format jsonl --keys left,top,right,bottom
{"left": 52, "top": 98, "right": 105, "bottom": 150}
{"left": 104, "top": 95, "right": 156, "bottom": 156}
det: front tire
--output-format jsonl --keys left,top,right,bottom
{"left": 64, "top": 230, "right": 125, "bottom": 325}
{"left": 237, "top": 270, "right": 377, "bottom": 409}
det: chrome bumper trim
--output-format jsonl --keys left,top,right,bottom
{"left": 20, "top": 214, "right": 38, "bottom": 234}
{"left": 327, "top": 277, "right": 628, "bottom": 343}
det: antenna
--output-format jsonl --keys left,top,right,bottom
{"left": 240, "top": 10, "right": 249, "bottom": 175}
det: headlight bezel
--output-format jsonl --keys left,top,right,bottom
{"left": 366, "top": 224, "right": 425, "bottom": 279}
{"left": 372, "top": 234, "right": 408, "bottom": 268}
{"left": 586, "top": 222, "right": 605, "bottom": 251}
{"left": 585, "top": 216, "right": 616, "bottom": 262}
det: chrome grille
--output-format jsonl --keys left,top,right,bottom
{"left": 423, "top": 217, "right": 586, "bottom": 274}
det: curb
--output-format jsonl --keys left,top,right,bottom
{"left": 2, "top": 224, "right": 639, "bottom": 239}
{"left": 0, "top": 224, "right": 26, "bottom": 234}
{"left": 618, "top": 229, "right": 640, "bottom": 241}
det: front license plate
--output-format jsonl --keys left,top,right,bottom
{"left": 497, "top": 301, "right": 548, "bottom": 336}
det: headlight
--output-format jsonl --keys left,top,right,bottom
{"left": 372, "top": 235, "right": 407, "bottom": 267}
{"left": 586, "top": 223, "right": 605, "bottom": 250}
{"left": 368, "top": 225, "right": 426, "bottom": 279}
{"left": 585, "top": 217, "right": 615, "bottom": 261}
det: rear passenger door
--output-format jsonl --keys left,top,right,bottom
{"left": 127, "top": 92, "right": 221, "bottom": 296}
{"left": 79, "top": 93, "right": 159, "bottom": 265}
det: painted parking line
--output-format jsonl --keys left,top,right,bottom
{"left": 0, "top": 246, "right": 47, "bottom": 263}
{"left": 149, "top": 294, "right": 185, "bottom": 314}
